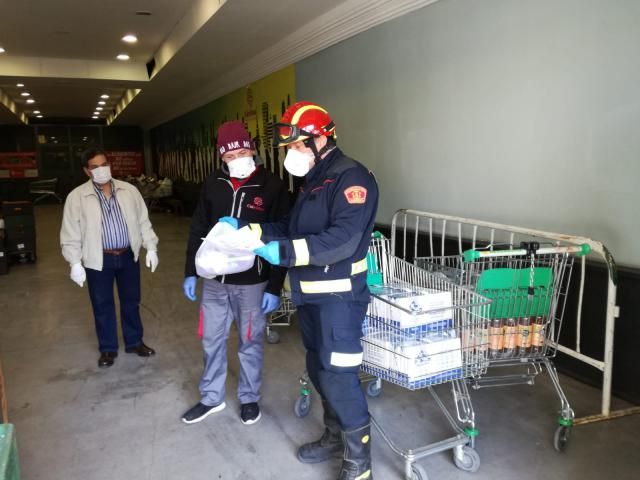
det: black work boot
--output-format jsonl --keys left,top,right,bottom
{"left": 297, "top": 401, "right": 344, "bottom": 463}
{"left": 337, "top": 423, "right": 373, "bottom": 480}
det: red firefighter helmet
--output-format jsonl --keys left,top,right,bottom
{"left": 273, "top": 101, "right": 336, "bottom": 147}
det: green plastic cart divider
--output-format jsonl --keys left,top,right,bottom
{"left": 476, "top": 267, "right": 553, "bottom": 319}
{"left": 366, "top": 251, "right": 383, "bottom": 286}
{"left": 366, "top": 231, "right": 384, "bottom": 286}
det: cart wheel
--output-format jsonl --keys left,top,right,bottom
{"left": 294, "top": 395, "right": 311, "bottom": 418}
{"left": 453, "top": 446, "right": 481, "bottom": 473}
{"left": 266, "top": 329, "right": 280, "bottom": 344}
{"left": 366, "top": 380, "right": 382, "bottom": 398}
{"left": 410, "top": 463, "right": 429, "bottom": 480}
{"left": 553, "top": 425, "right": 571, "bottom": 452}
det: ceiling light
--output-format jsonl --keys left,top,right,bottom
{"left": 100, "top": 94, "right": 109, "bottom": 99}
{"left": 0, "top": 47, "right": 5, "bottom": 53}
{"left": 96, "top": 107, "right": 103, "bottom": 111}
{"left": 92, "top": 116, "right": 98, "bottom": 119}
{"left": 36, "top": 115, "right": 43, "bottom": 118}
{"left": 21, "top": 92, "right": 31, "bottom": 97}
{"left": 116, "top": 54, "right": 130, "bottom": 61}
{"left": 122, "top": 34, "right": 138, "bottom": 43}
{"left": 26, "top": 99, "right": 35, "bottom": 104}
{"left": 16, "top": 83, "right": 25, "bottom": 88}
{"left": 93, "top": 112, "right": 99, "bottom": 115}
{"left": 98, "top": 101, "right": 106, "bottom": 105}
{"left": 33, "top": 110, "right": 40, "bottom": 114}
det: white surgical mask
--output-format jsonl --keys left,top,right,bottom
{"left": 91, "top": 165, "right": 112, "bottom": 185}
{"left": 284, "top": 149, "right": 314, "bottom": 177}
{"left": 227, "top": 156, "right": 255, "bottom": 179}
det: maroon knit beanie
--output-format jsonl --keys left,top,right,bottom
{"left": 216, "top": 121, "right": 255, "bottom": 156}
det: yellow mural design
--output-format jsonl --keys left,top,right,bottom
{"left": 153, "top": 65, "right": 295, "bottom": 185}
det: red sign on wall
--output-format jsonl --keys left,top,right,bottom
{"left": 0, "top": 152, "right": 38, "bottom": 179}
{"left": 106, "top": 151, "right": 144, "bottom": 176}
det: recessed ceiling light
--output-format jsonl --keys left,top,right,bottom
{"left": 98, "top": 101, "right": 106, "bottom": 105}
{"left": 92, "top": 116, "right": 98, "bottom": 119}
{"left": 96, "top": 107, "right": 103, "bottom": 111}
{"left": 21, "top": 92, "right": 31, "bottom": 97}
{"left": 16, "top": 83, "right": 25, "bottom": 87}
{"left": 36, "top": 115, "right": 43, "bottom": 118}
{"left": 26, "top": 99, "right": 35, "bottom": 104}
{"left": 0, "top": 47, "right": 5, "bottom": 53}
{"left": 116, "top": 54, "right": 130, "bottom": 61}
{"left": 100, "top": 94, "right": 110, "bottom": 99}
{"left": 122, "top": 34, "right": 138, "bottom": 43}
{"left": 93, "top": 112, "right": 99, "bottom": 115}
{"left": 33, "top": 110, "right": 40, "bottom": 114}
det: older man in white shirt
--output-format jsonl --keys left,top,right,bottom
{"left": 60, "top": 147, "right": 159, "bottom": 368}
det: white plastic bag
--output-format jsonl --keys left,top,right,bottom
{"left": 195, "top": 223, "right": 263, "bottom": 278}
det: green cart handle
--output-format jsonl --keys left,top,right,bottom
{"left": 464, "top": 243, "right": 591, "bottom": 262}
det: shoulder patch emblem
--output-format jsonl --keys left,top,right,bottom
{"left": 344, "top": 186, "right": 367, "bottom": 204}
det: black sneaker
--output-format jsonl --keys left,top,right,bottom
{"left": 240, "top": 402, "right": 262, "bottom": 425}
{"left": 181, "top": 401, "right": 226, "bottom": 424}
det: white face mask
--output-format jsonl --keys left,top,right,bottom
{"left": 227, "top": 156, "right": 256, "bottom": 179}
{"left": 284, "top": 149, "right": 314, "bottom": 177}
{"left": 91, "top": 165, "right": 112, "bottom": 185}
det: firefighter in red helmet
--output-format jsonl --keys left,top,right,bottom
{"left": 221, "top": 101, "right": 379, "bottom": 479}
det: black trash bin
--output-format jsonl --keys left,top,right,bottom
{"left": 2, "top": 200, "right": 36, "bottom": 263}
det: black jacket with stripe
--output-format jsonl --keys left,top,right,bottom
{"left": 184, "top": 164, "right": 290, "bottom": 296}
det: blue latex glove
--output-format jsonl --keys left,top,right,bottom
{"left": 183, "top": 276, "right": 197, "bottom": 301}
{"left": 218, "top": 216, "right": 239, "bottom": 229}
{"left": 254, "top": 241, "right": 280, "bottom": 265}
{"left": 261, "top": 292, "right": 280, "bottom": 314}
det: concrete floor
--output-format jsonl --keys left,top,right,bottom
{"left": 1, "top": 204, "right": 638, "bottom": 480}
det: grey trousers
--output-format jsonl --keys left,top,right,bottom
{"left": 199, "top": 279, "right": 267, "bottom": 406}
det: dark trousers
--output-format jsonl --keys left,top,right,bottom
{"left": 86, "top": 250, "right": 144, "bottom": 352}
{"left": 297, "top": 301, "right": 369, "bottom": 430}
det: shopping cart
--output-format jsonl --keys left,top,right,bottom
{"left": 415, "top": 241, "right": 590, "bottom": 452}
{"left": 362, "top": 247, "right": 491, "bottom": 480}
{"left": 266, "top": 291, "right": 295, "bottom": 344}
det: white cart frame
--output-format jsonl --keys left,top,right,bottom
{"left": 390, "top": 209, "right": 631, "bottom": 424}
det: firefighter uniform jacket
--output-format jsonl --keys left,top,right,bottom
{"left": 250, "top": 147, "right": 379, "bottom": 305}
{"left": 185, "top": 164, "right": 290, "bottom": 296}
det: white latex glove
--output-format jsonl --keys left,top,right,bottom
{"left": 146, "top": 250, "right": 159, "bottom": 273}
{"left": 70, "top": 263, "right": 86, "bottom": 287}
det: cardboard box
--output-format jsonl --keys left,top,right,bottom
{"left": 368, "top": 288, "right": 454, "bottom": 331}
{"left": 362, "top": 329, "right": 463, "bottom": 382}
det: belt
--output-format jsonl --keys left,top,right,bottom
{"left": 104, "top": 248, "right": 130, "bottom": 256}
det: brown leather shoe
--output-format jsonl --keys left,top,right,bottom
{"left": 98, "top": 351, "right": 117, "bottom": 368}
{"left": 125, "top": 342, "right": 156, "bottom": 357}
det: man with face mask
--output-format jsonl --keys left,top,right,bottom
{"left": 220, "top": 102, "right": 379, "bottom": 480}
{"left": 181, "top": 120, "right": 289, "bottom": 426}
{"left": 60, "top": 147, "right": 159, "bottom": 368}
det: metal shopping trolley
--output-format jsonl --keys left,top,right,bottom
{"left": 266, "top": 289, "right": 295, "bottom": 344}
{"left": 415, "top": 241, "right": 589, "bottom": 451}
{"left": 362, "top": 245, "right": 491, "bottom": 480}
